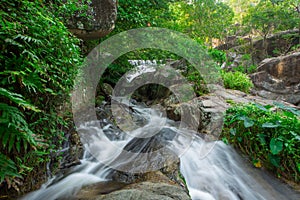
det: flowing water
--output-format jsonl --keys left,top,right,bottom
{"left": 22, "top": 101, "right": 299, "bottom": 200}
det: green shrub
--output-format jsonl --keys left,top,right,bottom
{"left": 186, "top": 69, "right": 209, "bottom": 96}
{"left": 0, "top": 0, "right": 82, "bottom": 186}
{"left": 233, "top": 64, "right": 257, "bottom": 74}
{"left": 222, "top": 103, "right": 300, "bottom": 183}
{"left": 208, "top": 48, "right": 226, "bottom": 64}
{"left": 221, "top": 70, "right": 253, "bottom": 93}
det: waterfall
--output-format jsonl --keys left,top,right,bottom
{"left": 180, "top": 139, "right": 298, "bottom": 200}
{"left": 21, "top": 100, "right": 299, "bottom": 200}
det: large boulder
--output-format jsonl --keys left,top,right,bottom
{"left": 251, "top": 52, "right": 300, "bottom": 106}
{"left": 163, "top": 84, "right": 299, "bottom": 141}
{"left": 76, "top": 181, "right": 190, "bottom": 200}
{"left": 218, "top": 29, "right": 299, "bottom": 64}
{"left": 67, "top": 0, "right": 117, "bottom": 40}
{"left": 250, "top": 30, "right": 299, "bottom": 63}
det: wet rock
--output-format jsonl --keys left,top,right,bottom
{"left": 132, "top": 84, "right": 171, "bottom": 105}
{"left": 67, "top": 0, "right": 117, "bottom": 40}
{"left": 102, "top": 83, "right": 114, "bottom": 97}
{"left": 197, "top": 96, "right": 227, "bottom": 140}
{"left": 251, "top": 52, "right": 300, "bottom": 106}
{"left": 94, "top": 182, "right": 191, "bottom": 200}
{"left": 58, "top": 147, "right": 83, "bottom": 170}
{"left": 159, "top": 161, "right": 188, "bottom": 191}
{"left": 121, "top": 128, "right": 176, "bottom": 153}
{"left": 124, "top": 65, "right": 186, "bottom": 104}
{"left": 164, "top": 84, "right": 299, "bottom": 141}
{"left": 75, "top": 181, "right": 128, "bottom": 199}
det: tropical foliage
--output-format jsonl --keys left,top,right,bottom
{"left": 1, "top": 0, "right": 300, "bottom": 195}
{"left": 221, "top": 70, "right": 254, "bottom": 93}
{"left": 0, "top": 0, "right": 82, "bottom": 189}
{"left": 222, "top": 103, "right": 300, "bottom": 182}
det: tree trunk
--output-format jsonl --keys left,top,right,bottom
{"left": 263, "top": 35, "right": 268, "bottom": 58}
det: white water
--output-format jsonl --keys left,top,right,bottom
{"left": 126, "top": 64, "right": 157, "bottom": 82}
{"left": 22, "top": 102, "right": 299, "bottom": 200}
{"left": 180, "top": 139, "right": 298, "bottom": 200}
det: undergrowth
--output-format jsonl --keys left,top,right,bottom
{"left": 222, "top": 102, "right": 300, "bottom": 183}
{"left": 0, "top": 0, "right": 82, "bottom": 192}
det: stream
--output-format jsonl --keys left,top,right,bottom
{"left": 22, "top": 99, "right": 299, "bottom": 200}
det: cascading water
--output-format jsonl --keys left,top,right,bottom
{"left": 180, "top": 139, "right": 299, "bottom": 200}
{"left": 22, "top": 101, "right": 299, "bottom": 200}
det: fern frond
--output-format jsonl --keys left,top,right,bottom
{"left": 0, "top": 70, "right": 22, "bottom": 76}
{"left": 22, "top": 49, "right": 40, "bottom": 61}
{"left": 0, "top": 153, "right": 21, "bottom": 183}
{"left": 14, "top": 34, "right": 42, "bottom": 45}
{"left": 0, "top": 88, "right": 40, "bottom": 112}
{"left": 4, "top": 38, "right": 23, "bottom": 48}
{"left": 0, "top": 103, "right": 37, "bottom": 153}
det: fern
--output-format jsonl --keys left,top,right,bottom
{"left": 0, "top": 153, "right": 21, "bottom": 183}
{"left": 0, "top": 88, "right": 40, "bottom": 112}
{"left": 22, "top": 49, "right": 40, "bottom": 61}
{"left": 0, "top": 103, "right": 37, "bottom": 153}
{"left": 0, "top": 0, "right": 82, "bottom": 186}
{"left": 4, "top": 38, "right": 23, "bottom": 48}
{"left": 14, "top": 34, "right": 42, "bottom": 45}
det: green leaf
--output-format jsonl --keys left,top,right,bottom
{"left": 16, "top": 140, "right": 21, "bottom": 153}
{"left": 270, "top": 138, "right": 283, "bottom": 155}
{"left": 254, "top": 103, "right": 269, "bottom": 112}
{"left": 290, "top": 131, "right": 300, "bottom": 141}
{"left": 229, "top": 128, "right": 236, "bottom": 136}
{"left": 262, "top": 122, "right": 280, "bottom": 128}
{"left": 273, "top": 102, "right": 300, "bottom": 116}
{"left": 243, "top": 117, "right": 254, "bottom": 128}
{"left": 0, "top": 88, "right": 40, "bottom": 112}
{"left": 23, "top": 139, "right": 28, "bottom": 151}
{"left": 257, "top": 134, "right": 266, "bottom": 145}
{"left": 8, "top": 133, "right": 15, "bottom": 153}
{"left": 45, "top": 88, "right": 55, "bottom": 94}
{"left": 237, "top": 137, "right": 242, "bottom": 142}
{"left": 222, "top": 137, "right": 229, "bottom": 144}
{"left": 2, "top": 131, "right": 10, "bottom": 148}
{"left": 268, "top": 154, "right": 281, "bottom": 168}
{"left": 283, "top": 111, "right": 295, "bottom": 118}
{"left": 0, "top": 153, "right": 21, "bottom": 182}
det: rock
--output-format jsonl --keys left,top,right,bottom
{"left": 114, "top": 64, "right": 187, "bottom": 106}
{"left": 74, "top": 173, "right": 188, "bottom": 200}
{"left": 132, "top": 84, "right": 171, "bottom": 105}
{"left": 67, "top": 0, "right": 117, "bottom": 40}
{"left": 225, "top": 52, "right": 253, "bottom": 72}
{"left": 217, "top": 32, "right": 253, "bottom": 51}
{"left": 93, "top": 182, "right": 190, "bottom": 200}
{"left": 139, "top": 171, "right": 177, "bottom": 184}
{"left": 250, "top": 29, "right": 299, "bottom": 63}
{"left": 164, "top": 84, "right": 299, "bottom": 141}
{"left": 75, "top": 181, "right": 128, "bottom": 199}
{"left": 168, "top": 59, "right": 188, "bottom": 73}
{"left": 251, "top": 52, "right": 300, "bottom": 106}
{"left": 218, "top": 29, "right": 299, "bottom": 64}
{"left": 102, "top": 83, "right": 114, "bottom": 96}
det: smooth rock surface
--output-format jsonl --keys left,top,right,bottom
{"left": 67, "top": 0, "right": 117, "bottom": 40}
{"left": 94, "top": 182, "right": 190, "bottom": 200}
{"left": 251, "top": 52, "right": 300, "bottom": 106}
